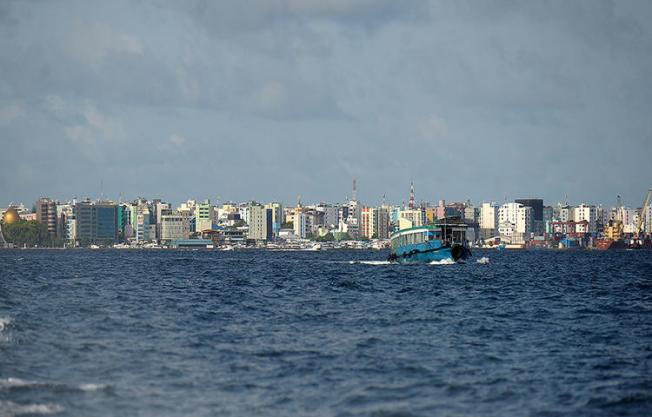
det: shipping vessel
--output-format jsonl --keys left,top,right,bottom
{"left": 388, "top": 220, "right": 471, "bottom": 263}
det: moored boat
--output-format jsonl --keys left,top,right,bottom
{"left": 388, "top": 220, "right": 471, "bottom": 263}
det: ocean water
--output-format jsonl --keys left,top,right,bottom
{"left": 1, "top": 249, "right": 651, "bottom": 417}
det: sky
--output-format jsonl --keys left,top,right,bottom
{"left": 1, "top": 0, "right": 651, "bottom": 208}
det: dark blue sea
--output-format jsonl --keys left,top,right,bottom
{"left": 1, "top": 250, "right": 651, "bottom": 417}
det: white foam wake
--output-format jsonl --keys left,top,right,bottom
{"left": 349, "top": 260, "right": 392, "bottom": 265}
{"left": 0, "top": 377, "right": 108, "bottom": 393}
{"left": 429, "top": 259, "right": 456, "bottom": 265}
{"left": 476, "top": 257, "right": 490, "bottom": 264}
{"left": 0, "top": 378, "right": 30, "bottom": 389}
{"left": 0, "top": 317, "right": 12, "bottom": 332}
{"left": 79, "top": 383, "right": 108, "bottom": 392}
{"left": 0, "top": 401, "right": 64, "bottom": 416}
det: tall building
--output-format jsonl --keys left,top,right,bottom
{"left": 36, "top": 197, "right": 57, "bottom": 237}
{"left": 75, "top": 201, "right": 118, "bottom": 245}
{"left": 316, "top": 204, "right": 339, "bottom": 228}
{"left": 479, "top": 202, "right": 499, "bottom": 238}
{"left": 248, "top": 204, "right": 272, "bottom": 242}
{"left": 160, "top": 211, "right": 191, "bottom": 242}
{"left": 294, "top": 211, "right": 309, "bottom": 239}
{"left": 377, "top": 207, "right": 390, "bottom": 239}
{"left": 573, "top": 204, "right": 597, "bottom": 233}
{"left": 130, "top": 203, "right": 152, "bottom": 243}
{"left": 498, "top": 202, "right": 533, "bottom": 242}
{"left": 398, "top": 209, "right": 423, "bottom": 230}
{"left": 360, "top": 207, "right": 391, "bottom": 239}
{"left": 196, "top": 200, "right": 214, "bottom": 232}
{"left": 515, "top": 198, "right": 544, "bottom": 234}
{"left": 360, "top": 207, "right": 376, "bottom": 239}
{"left": 265, "top": 202, "right": 284, "bottom": 235}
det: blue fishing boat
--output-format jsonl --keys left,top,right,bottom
{"left": 388, "top": 219, "right": 471, "bottom": 263}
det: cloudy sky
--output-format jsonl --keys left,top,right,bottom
{"left": 1, "top": 0, "right": 651, "bottom": 208}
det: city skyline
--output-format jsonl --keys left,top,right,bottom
{"left": 2, "top": 183, "right": 651, "bottom": 211}
{"left": 2, "top": 1, "right": 652, "bottom": 206}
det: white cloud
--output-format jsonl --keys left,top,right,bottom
{"left": 418, "top": 114, "right": 448, "bottom": 138}
{"left": 0, "top": 104, "right": 25, "bottom": 126}
{"left": 65, "top": 23, "right": 144, "bottom": 67}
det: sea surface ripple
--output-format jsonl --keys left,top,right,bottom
{"left": 1, "top": 249, "right": 651, "bottom": 416}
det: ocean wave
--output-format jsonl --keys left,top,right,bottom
{"left": 476, "top": 257, "right": 490, "bottom": 264}
{"left": 0, "top": 377, "right": 108, "bottom": 393}
{"left": 0, "top": 401, "right": 64, "bottom": 416}
{"left": 349, "top": 260, "right": 392, "bottom": 266}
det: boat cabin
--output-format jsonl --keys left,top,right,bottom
{"left": 390, "top": 221, "right": 468, "bottom": 251}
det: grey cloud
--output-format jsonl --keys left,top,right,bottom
{"left": 1, "top": 0, "right": 651, "bottom": 207}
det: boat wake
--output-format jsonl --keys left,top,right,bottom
{"left": 0, "top": 317, "right": 12, "bottom": 332}
{"left": 429, "top": 259, "right": 456, "bottom": 265}
{"left": 349, "top": 260, "right": 393, "bottom": 266}
{"left": 476, "top": 257, "right": 490, "bottom": 264}
{"left": 0, "top": 377, "right": 109, "bottom": 392}
{"left": 0, "top": 400, "right": 63, "bottom": 416}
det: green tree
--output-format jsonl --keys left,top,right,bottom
{"left": 314, "top": 232, "right": 335, "bottom": 242}
{"left": 334, "top": 232, "right": 353, "bottom": 241}
{"left": 2, "top": 220, "right": 62, "bottom": 247}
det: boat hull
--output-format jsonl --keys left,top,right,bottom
{"left": 389, "top": 240, "right": 468, "bottom": 264}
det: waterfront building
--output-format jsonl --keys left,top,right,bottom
{"left": 620, "top": 208, "right": 637, "bottom": 234}
{"left": 376, "top": 207, "right": 390, "bottom": 239}
{"left": 499, "top": 203, "right": 533, "bottom": 241}
{"left": 36, "top": 197, "right": 57, "bottom": 237}
{"left": 479, "top": 202, "right": 499, "bottom": 239}
{"left": 130, "top": 202, "right": 152, "bottom": 243}
{"left": 516, "top": 198, "right": 544, "bottom": 235}
{"left": 265, "top": 202, "right": 284, "bottom": 235}
{"left": 645, "top": 205, "right": 652, "bottom": 234}
{"left": 160, "top": 211, "right": 191, "bottom": 242}
{"left": 75, "top": 201, "right": 118, "bottom": 245}
{"left": 196, "top": 200, "right": 214, "bottom": 232}
{"left": 55, "top": 204, "right": 75, "bottom": 242}
{"left": 573, "top": 204, "right": 597, "bottom": 233}
{"left": 248, "top": 204, "right": 273, "bottom": 242}
{"left": 154, "top": 201, "right": 171, "bottom": 240}
{"left": 294, "top": 211, "right": 309, "bottom": 239}
{"left": 559, "top": 205, "right": 573, "bottom": 223}
{"left": 398, "top": 209, "right": 423, "bottom": 230}
{"left": 316, "top": 204, "right": 339, "bottom": 228}
{"left": 360, "top": 207, "right": 377, "bottom": 239}
{"left": 463, "top": 202, "right": 479, "bottom": 224}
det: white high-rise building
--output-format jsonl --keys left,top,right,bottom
{"left": 479, "top": 202, "right": 498, "bottom": 238}
{"left": 498, "top": 203, "right": 533, "bottom": 240}
{"left": 573, "top": 204, "right": 597, "bottom": 233}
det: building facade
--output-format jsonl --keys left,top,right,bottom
{"left": 75, "top": 201, "right": 118, "bottom": 245}
{"left": 36, "top": 197, "right": 57, "bottom": 237}
{"left": 248, "top": 205, "right": 273, "bottom": 242}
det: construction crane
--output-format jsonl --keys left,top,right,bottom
{"left": 635, "top": 188, "right": 652, "bottom": 240}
